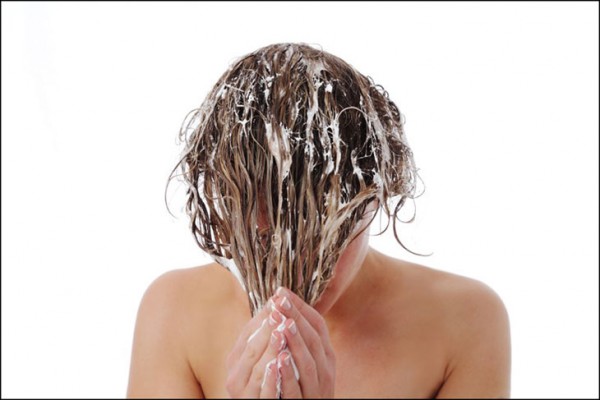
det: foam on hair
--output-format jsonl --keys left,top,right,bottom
{"left": 168, "top": 43, "right": 419, "bottom": 315}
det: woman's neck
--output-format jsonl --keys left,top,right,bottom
{"left": 322, "top": 247, "right": 385, "bottom": 335}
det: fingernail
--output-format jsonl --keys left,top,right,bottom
{"left": 277, "top": 320, "right": 286, "bottom": 332}
{"left": 269, "top": 309, "right": 284, "bottom": 326}
{"left": 276, "top": 287, "right": 286, "bottom": 296}
{"left": 286, "top": 319, "right": 297, "bottom": 335}
{"left": 282, "top": 350, "right": 291, "bottom": 366}
{"left": 268, "top": 297, "right": 278, "bottom": 312}
{"left": 268, "top": 359, "right": 277, "bottom": 374}
{"left": 262, "top": 359, "right": 277, "bottom": 388}
{"left": 279, "top": 296, "right": 291, "bottom": 310}
{"left": 271, "top": 330, "right": 286, "bottom": 351}
{"left": 279, "top": 350, "right": 299, "bottom": 381}
{"left": 265, "top": 359, "right": 276, "bottom": 375}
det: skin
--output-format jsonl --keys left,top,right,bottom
{"left": 127, "top": 202, "right": 511, "bottom": 398}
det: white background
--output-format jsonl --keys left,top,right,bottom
{"left": 2, "top": 2, "right": 598, "bottom": 398}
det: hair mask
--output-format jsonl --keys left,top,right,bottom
{"left": 168, "top": 43, "right": 418, "bottom": 316}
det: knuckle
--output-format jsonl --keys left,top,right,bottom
{"left": 304, "top": 358, "right": 318, "bottom": 377}
{"left": 250, "top": 363, "right": 263, "bottom": 386}
{"left": 245, "top": 343, "right": 258, "bottom": 360}
{"left": 321, "top": 371, "right": 333, "bottom": 388}
{"left": 306, "top": 338, "right": 321, "bottom": 356}
{"left": 224, "top": 374, "right": 236, "bottom": 394}
{"left": 315, "top": 315, "right": 327, "bottom": 334}
{"left": 329, "top": 350, "right": 337, "bottom": 366}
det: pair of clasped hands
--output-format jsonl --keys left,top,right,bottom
{"left": 225, "top": 287, "right": 336, "bottom": 398}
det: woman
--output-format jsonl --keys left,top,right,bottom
{"left": 127, "top": 43, "right": 511, "bottom": 398}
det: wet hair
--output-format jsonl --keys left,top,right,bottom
{"left": 167, "top": 43, "right": 419, "bottom": 315}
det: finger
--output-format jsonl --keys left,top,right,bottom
{"left": 259, "top": 358, "right": 278, "bottom": 399}
{"left": 285, "top": 318, "right": 336, "bottom": 398}
{"left": 242, "top": 311, "right": 289, "bottom": 396}
{"left": 280, "top": 317, "right": 326, "bottom": 397}
{"left": 273, "top": 292, "right": 329, "bottom": 371}
{"left": 276, "top": 287, "right": 330, "bottom": 340}
{"left": 227, "top": 298, "right": 274, "bottom": 367}
{"left": 278, "top": 349, "right": 302, "bottom": 399}
{"left": 226, "top": 299, "right": 277, "bottom": 395}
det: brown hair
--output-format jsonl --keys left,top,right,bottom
{"left": 167, "top": 43, "right": 419, "bottom": 315}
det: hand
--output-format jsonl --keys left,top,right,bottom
{"left": 268, "top": 287, "right": 337, "bottom": 398}
{"left": 225, "top": 295, "right": 289, "bottom": 398}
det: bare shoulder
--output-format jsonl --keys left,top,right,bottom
{"left": 132, "top": 263, "right": 244, "bottom": 336}
{"left": 151, "top": 262, "right": 244, "bottom": 305}
{"left": 417, "top": 262, "right": 509, "bottom": 326}
{"left": 133, "top": 262, "right": 249, "bottom": 348}
{"left": 381, "top": 254, "right": 509, "bottom": 328}
{"left": 127, "top": 262, "right": 246, "bottom": 398}
{"left": 381, "top": 254, "right": 511, "bottom": 397}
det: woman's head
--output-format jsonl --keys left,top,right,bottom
{"left": 169, "top": 43, "right": 418, "bottom": 314}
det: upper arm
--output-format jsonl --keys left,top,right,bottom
{"left": 436, "top": 280, "right": 511, "bottom": 398}
{"left": 127, "top": 270, "right": 204, "bottom": 398}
